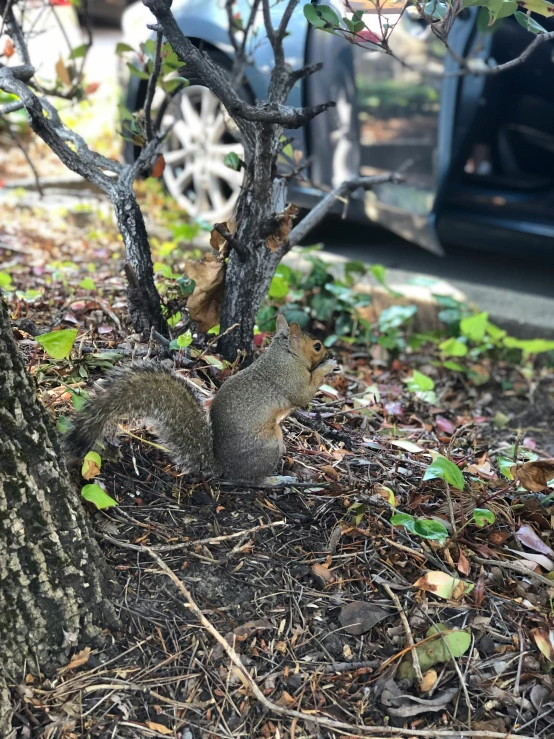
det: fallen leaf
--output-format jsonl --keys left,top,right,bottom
{"left": 512, "top": 459, "right": 554, "bottom": 492}
{"left": 516, "top": 524, "right": 554, "bottom": 559}
{"left": 339, "top": 601, "right": 390, "bottom": 635}
{"left": 389, "top": 439, "right": 425, "bottom": 453}
{"left": 57, "top": 647, "right": 91, "bottom": 674}
{"left": 457, "top": 550, "right": 470, "bottom": 576}
{"left": 532, "top": 628, "right": 554, "bottom": 662}
{"left": 505, "top": 548, "right": 554, "bottom": 571}
{"left": 320, "top": 464, "right": 340, "bottom": 481}
{"left": 81, "top": 451, "right": 101, "bottom": 480}
{"left": 435, "top": 416, "right": 455, "bottom": 434}
{"left": 145, "top": 721, "right": 173, "bottom": 735}
{"left": 397, "top": 625, "right": 471, "bottom": 679}
{"left": 413, "top": 571, "right": 474, "bottom": 600}
{"left": 184, "top": 254, "right": 225, "bottom": 333}
{"left": 311, "top": 563, "right": 335, "bottom": 585}
{"left": 419, "top": 669, "right": 438, "bottom": 693}
{"left": 276, "top": 690, "right": 296, "bottom": 707}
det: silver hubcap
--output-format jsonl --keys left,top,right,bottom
{"left": 161, "top": 85, "right": 244, "bottom": 222}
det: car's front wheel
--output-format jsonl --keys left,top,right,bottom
{"left": 158, "top": 80, "right": 245, "bottom": 223}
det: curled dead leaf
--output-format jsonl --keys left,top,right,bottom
{"left": 512, "top": 458, "right": 554, "bottom": 493}
{"left": 418, "top": 668, "right": 438, "bottom": 693}
{"left": 55, "top": 58, "right": 72, "bottom": 86}
{"left": 145, "top": 721, "right": 173, "bottom": 735}
{"left": 413, "top": 571, "right": 474, "bottom": 600}
{"left": 266, "top": 204, "right": 299, "bottom": 251}
{"left": 184, "top": 254, "right": 225, "bottom": 333}
{"left": 311, "top": 563, "right": 335, "bottom": 586}
{"left": 57, "top": 647, "right": 91, "bottom": 674}
{"left": 151, "top": 154, "right": 166, "bottom": 178}
{"left": 531, "top": 627, "right": 554, "bottom": 662}
{"left": 210, "top": 219, "right": 237, "bottom": 256}
{"left": 4, "top": 38, "right": 15, "bottom": 58}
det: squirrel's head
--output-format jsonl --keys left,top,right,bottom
{"left": 275, "top": 315, "right": 328, "bottom": 371}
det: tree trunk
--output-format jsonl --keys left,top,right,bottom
{"left": 219, "top": 128, "right": 286, "bottom": 362}
{"left": 112, "top": 192, "right": 168, "bottom": 337}
{"left": 0, "top": 296, "right": 116, "bottom": 736}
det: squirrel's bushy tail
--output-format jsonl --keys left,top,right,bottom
{"left": 62, "top": 363, "right": 215, "bottom": 475}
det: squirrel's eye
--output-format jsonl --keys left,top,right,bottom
{"left": 313, "top": 342, "right": 322, "bottom": 351}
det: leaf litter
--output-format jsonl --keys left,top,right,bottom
{"left": 3, "top": 201, "right": 554, "bottom": 738}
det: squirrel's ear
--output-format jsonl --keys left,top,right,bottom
{"left": 276, "top": 314, "right": 289, "bottom": 332}
{"left": 289, "top": 322, "right": 302, "bottom": 338}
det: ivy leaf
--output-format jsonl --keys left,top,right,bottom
{"left": 81, "top": 483, "right": 118, "bottom": 509}
{"left": 424, "top": 455, "right": 465, "bottom": 491}
{"left": 498, "top": 456, "right": 515, "bottom": 479}
{"left": 69, "top": 43, "right": 89, "bottom": 59}
{"left": 269, "top": 275, "right": 289, "bottom": 300}
{"left": 378, "top": 304, "right": 417, "bottom": 332}
{"left": 391, "top": 513, "right": 417, "bottom": 534}
{"left": 472, "top": 508, "right": 496, "bottom": 527}
{"left": 413, "top": 518, "right": 449, "bottom": 541}
{"left": 460, "top": 311, "right": 488, "bottom": 342}
{"left": 79, "top": 277, "right": 95, "bottom": 290}
{"left": 36, "top": 329, "right": 78, "bottom": 360}
{"left": 127, "top": 62, "right": 150, "bottom": 80}
{"left": 514, "top": 9, "right": 547, "bottom": 32}
{"left": 439, "top": 337, "right": 468, "bottom": 357}
{"left": 303, "top": 3, "right": 340, "bottom": 29}
{"left": 169, "top": 330, "right": 193, "bottom": 351}
{"left": 116, "top": 42, "right": 135, "bottom": 54}
{"left": 224, "top": 152, "right": 241, "bottom": 171}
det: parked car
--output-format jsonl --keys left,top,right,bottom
{"left": 119, "top": 0, "right": 554, "bottom": 259}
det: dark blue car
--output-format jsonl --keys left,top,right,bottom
{"left": 119, "top": 0, "right": 554, "bottom": 259}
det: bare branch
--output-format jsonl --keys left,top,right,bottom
{"left": 213, "top": 222, "right": 249, "bottom": 262}
{"left": 0, "top": 99, "right": 24, "bottom": 115}
{"left": 144, "top": 0, "right": 335, "bottom": 127}
{"left": 285, "top": 173, "right": 404, "bottom": 252}
{"left": 261, "top": 0, "right": 276, "bottom": 48}
{"left": 0, "top": 67, "right": 115, "bottom": 193}
{"left": 275, "top": 0, "right": 299, "bottom": 44}
{"left": 144, "top": 30, "right": 163, "bottom": 141}
{"left": 289, "top": 61, "right": 323, "bottom": 86}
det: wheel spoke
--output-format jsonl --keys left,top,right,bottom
{"left": 175, "top": 163, "right": 194, "bottom": 189}
{"left": 164, "top": 147, "right": 187, "bottom": 165}
{"left": 207, "top": 159, "right": 243, "bottom": 187}
{"left": 210, "top": 142, "right": 244, "bottom": 158}
{"left": 180, "top": 93, "right": 201, "bottom": 131}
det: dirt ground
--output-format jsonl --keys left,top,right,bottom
{"left": 3, "top": 201, "right": 554, "bottom": 739}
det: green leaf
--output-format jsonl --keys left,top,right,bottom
{"left": 486, "top": 321, "right": 507, "bottom": 342}
{"left": 391, "top": 513, "right": 417, "bottom": 534}
{"left": 472, "top": 508, "right": 496, "bottom": 527}
{"left": 36, "top": 329, "right": 78, "bottom": 360}
{"left": 413, "top": 518, "right": 449, "bottom": 541}
{"left": 280, "top": 306, "right": 310, "bottom": 329}
{"left": 167, "top": 311, "right": 182, "bottom": 328}
{"left": 127, "top": 62, "right": 150, "bottom": 80}
{"left": 424, "top": 455, "right": 465, "bottom": 491}
{"left": 406, "top": 369, "right": 435, "bottom": 392}
{"left": 303, "top": 3, "right": 340, "bottom": 29}
{"left": 79, "top": 277, "right": 95, "bottom": 290}
{"left": 163, "top": 76, "right": 189, "bottom": 93}
{"left": 116, "top": 42, "right": 135, "bottom": 54}
{"left": 443, "top": 360, "right": 465, "bottom": 371}
{"left": 224, "top": 152, "right": 241, "bottom": 170}
{"left": 268, "top": 275, "right": 289, "bottom": 300}
{"left": 439, "top": 337, "right": 468, "bottom": 357}
{"left": 498, "top": 456, "right": 515, "bottom": 479}
{"left": 204, "top": 355, "right": 225, "bottom": 369}
{"left": 56, "top": 415, "right": 72, "bottom": 434}
{"left": 69, "top": 43, "right": 89, "bottom": 59}
{"left": 378, "top": 304, "right": 417, "bottom": 332}
{"left": 398, "top": 626, "right": 471, "bottom": 679}
{"left": 169, "top": 330, "right": 193, "bottom": 351}
{"left": 514, "top": 9, "right": 547, "bottom": 32}
{"left": 0, "top": 271, "right": 13, "bottom": 288}
{"left": 503, "top": 337, "right": 554, "bottom": 356}
{"left": 486, "top": 0, "right": 517, "bottom": 23}
{"left": 460, "top": 311, "right": 488, "bottom": 342}
{"left": 81, "top": 483, "right": 118, "bottom": 509}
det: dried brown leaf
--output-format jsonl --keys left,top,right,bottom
{"left": 55, "top": 58, "right": 72, "bottom": 86}
{"left": 311, "top": 563, "right": 335, "bottom": 585}
{"left": 57, "top": 647, "right": 90, "bottom": 674}
{"left": 419, "top": 669, "right": 438, "bottom": 693}
{"left": 266, "top": 204, "right": 299, "bottom": 251}
{"left": 339, "top": 601, "right": 389, "bottom": 635}
{"left": 512, "top": 459, "right": 554, "bottom": 493}
{"left": 151, "top": 154, "right": 165, "bottom": 178}
{"left": 184, "top": 254, "right": 225, "bottom": 333}
{"left": 145, "top": 721, "right": 173, "bottom": 735}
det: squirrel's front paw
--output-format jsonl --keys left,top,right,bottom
{"left": 320, "top": 358, "right": 339, "bottom": 375}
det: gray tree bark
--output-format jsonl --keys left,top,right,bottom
{"left": 0, "top": 295, "right": 116, "bottom": 737}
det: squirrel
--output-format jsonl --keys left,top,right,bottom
{"left": 62, "top": 315, "right": 337, "bottom": 485}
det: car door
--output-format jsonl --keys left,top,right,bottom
{"left": 348, "top": 2, "right": 484, "bottom": 254}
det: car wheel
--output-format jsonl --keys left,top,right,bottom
{"left": 157, "top": 55, "right": 249, "bottom": 223}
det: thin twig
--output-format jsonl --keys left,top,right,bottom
{"left": 145, "top": 546, "right": 536, "bottom": 739}
{"left": 144, "top": 30, "right": 163, "bottom": 141}
{"left": 382, "top": 583, "right": 422, "bottom": 682}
